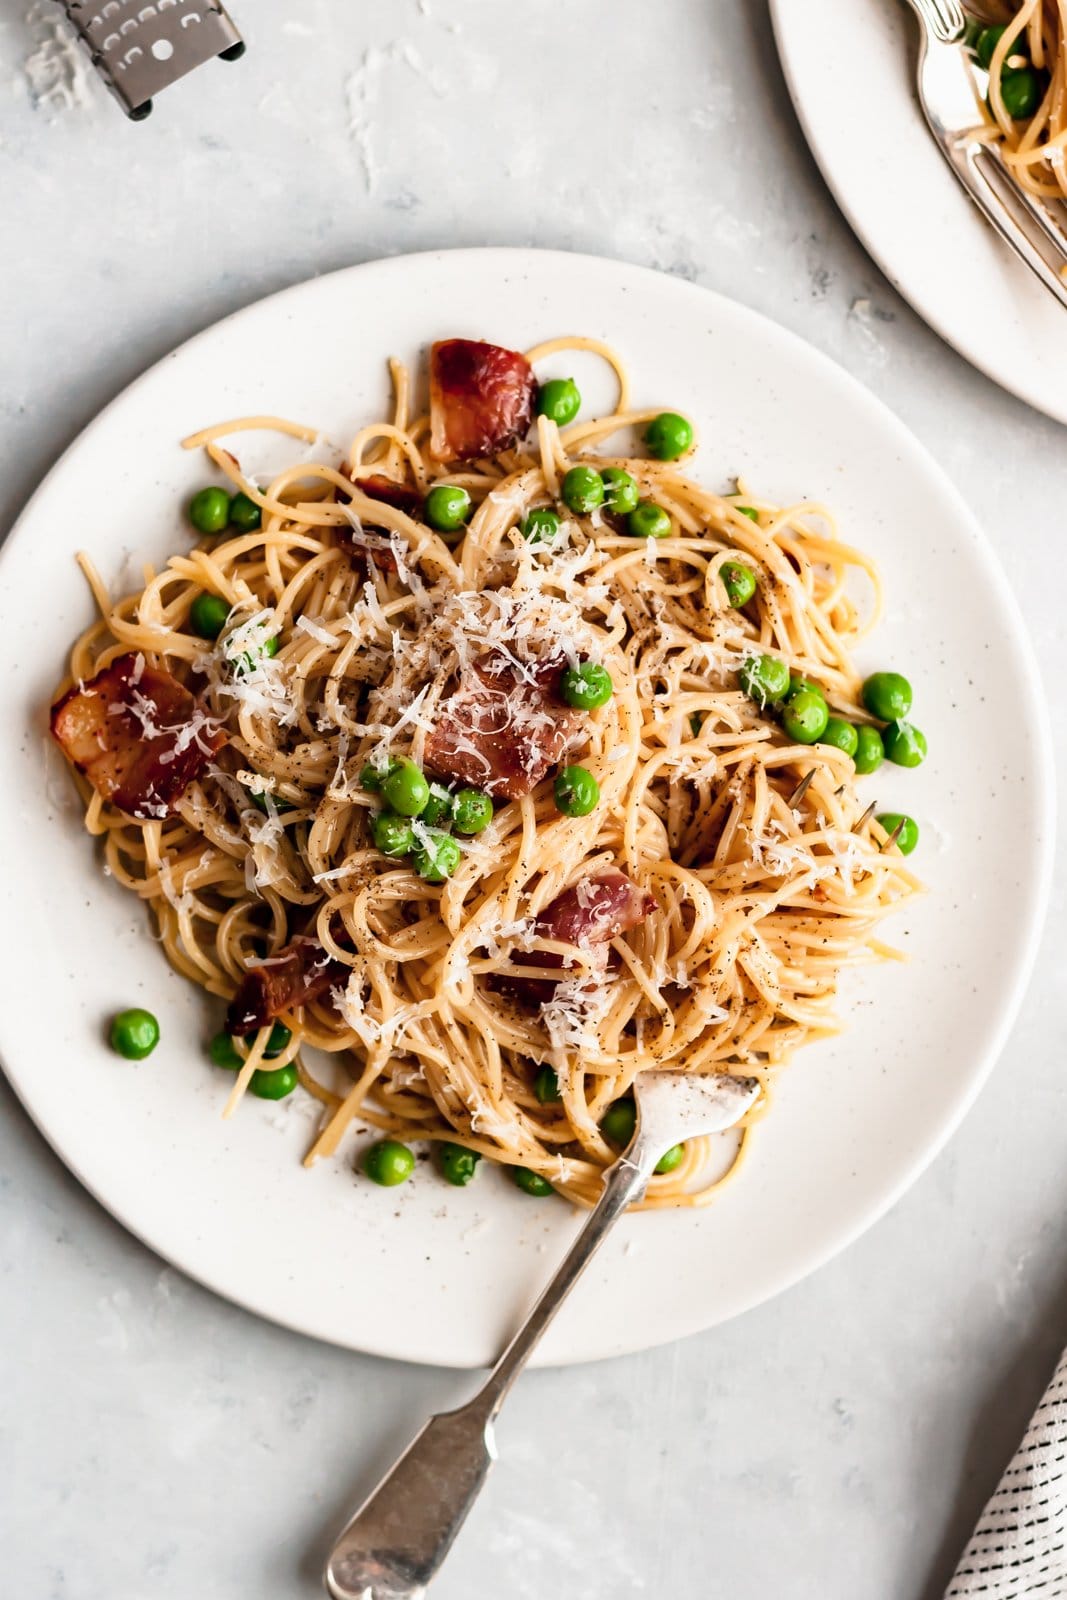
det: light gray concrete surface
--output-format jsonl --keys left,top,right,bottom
{"left": 2, "top": 2, "right": 1065, "bottom": 1596}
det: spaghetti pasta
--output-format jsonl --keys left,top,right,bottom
{"left": 971, "top": 2, "right": 1067, "bottom": 196}
{"left": 51, "top": 336, "right": 919, "bottom": 1210}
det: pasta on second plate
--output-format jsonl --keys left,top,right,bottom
{"left": 968, "top": 1, "right": 1067, "bottom": 195}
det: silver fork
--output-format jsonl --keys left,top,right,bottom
{"left": 323, "top": 1070, "right": 761, "bottom": 1600}
{"left": 902, "top": 0, "right": 1067, "bottom": 311}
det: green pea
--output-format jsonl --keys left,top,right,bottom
{"left": 425, "top": 484, "right": 472, "bottom": 532}
{"left": 627, "top": 502, "right": 672, "bottom": 540}
{"left": 534, "top": 1065, "right": 561, "bottom": 1104}
{"left": 421, "top": 782, "right": 454, "bottom": 827}
{"left": 522, "top": 507, "right": 560, "bottom": 544}
{"left": 655, "top": 1143, "right": 685, "bottom": 1174}
{"left": 188, "top": 486, "right": 231, "bottom": 535}
{"left": 1001, "top": 66, "right": 1040, "bottom": 118}
{"left": 372, "top": 812, "right": 416, "bottom": 858}
{"left": 601, "top": 468, "right": 641, "bottom": 515}
{"left": 561, "top": 466, "right": 605, "bottom": 515}
{"left": 439, "top": 1141, "right": 481, "bottom": 1186}
{"left": 882, "top": 720, "right": 927, "bottom": 768}
{"left": 689, "top": 712, "right": 704, "bottom": 737}
{"left": 739, "top": 654, "right": 791, "bottom": 709}
{"left": 736, "top": 505, "right": 760, "bottom": 522}
{"left": 263, "top": 1021, "right": 292, "bottom": 1059}
{"left": 536, "top": 377, "right": 581, "bottom": 426}
{"left": 229, "top": 491, "right": 262, "bottom": 532}
{"left": 234, "top": 632, "right": 278, "bottom": 676}
{"left": 212, "top": 1022, "right": 291, "bottom": 1069}
{"left": 452, "top": 788, "right": 493, "bottom": 835}
{"left": 249, "top": 788, "right": 295, "bottom": 814}
{"left": 208, "top": 1030, "right": 243, "bottom": 1070}
{"left": 513, "top": 1166, "right": 554, "bottom": 1196}
{"left": 877, "top": 813, "right": 920, "bottom": 855}
{"left": 413, "top": 831, "right": 462, "bottom": 883}
{"left": 109, "top": 1007, "right": 160, "bottom": 1060}
{"left": 789, "top": 675, "right": 825, "bottom": 702}
{"left": 721, "top": 561, "right": 756, "bottom": 608}
{"left": 560, "top": 661, "right": 613, "bottom": 710}
{"left": 853, "top": 724, "right": 885, "bottom": 775}
{"left": 862, "top": 671, "right": 913, "bottom": 723}
{"left": 645, "top": 411, "right": 693, "bottom": 461}
{"left": 381, "top": 758, "right": 431, "bottom": 818}
{"left": 601, "top": 1097, "right": 637, "bottom": 1147}
{"left": 781, "top": 687, "right": 830, "bottom": 745}
{"left": 250, "top": 1063, "right": 298, "bottom": 1100}
{"left": 976, "top": 24, "right": 1009, "bottom": 69}
{"left": 554, "top": 765, "right": 600, "bottom": 817}
{"left": 359, "top": 760, "right": 397, "bottom": 793}
{"left": 189, "top": 593, "right": 230, "bottom": 640}
{"left": 362, "top": 1138, "right": 416, "bottom": 1186}
{"left": 820, "top": 717, "right": 859, "bottom": 758}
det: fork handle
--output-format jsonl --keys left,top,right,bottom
{"left": 323, "top": 1142, "right": 658, "bottom": 1600}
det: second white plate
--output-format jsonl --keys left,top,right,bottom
{"left": 772, "top": 0, "right": 1067, "bottom": 426}
{"left": 0, "top": 248, "right": 1053, "bottom": 1366}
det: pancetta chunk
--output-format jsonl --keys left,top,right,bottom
{"left": 225, "top": 935, "right": 348, "bottom": 1035}
{"left": 351, "top": 473, "right": 424, "bottom": 519}
{"left": 425, "top": 654, "right": 581, "bottom": 800}
{"left": 503, "top": 870, "right": 656, "bottom": 1001}
{"left": 534, "top": 870, "right": 656, "bottom": 947}
{"left": 50, "top": 653, "right": 225, "bottom": 821}
{"left": 429, "top": 339, "right": 536, "bottom": 461}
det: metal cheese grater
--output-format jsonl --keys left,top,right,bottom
{"left": 53, "top": 1, "right": 245, "bottom": 119}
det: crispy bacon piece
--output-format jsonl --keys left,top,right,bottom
{"left": 334, "top": 470, "right": 423, "bottom": 575}
{"left": 429, "top": 339, "right": 536, "bottom": 462}
{"left": 502, "top": 870, "right": 656, "bottom": 1002}
{"left": 50, "top": 653, "right": 225, "bottom": 821}
{"left": 535, "top": 871, "right": 656, "bottom": 946}
{"left": 342, "top": 467, "right": 425, "bottom": 518}
{"left": 337, "top": 532, "right": 398, "bottom": 576}
{"left": 225, "top": 935, "right": 348, "bottom": 1035}
{"left": 350, "top": 472, "right": 424, "bottom": 519}
{"left": 425, "top": 654, "right": 581, "bottom": 800}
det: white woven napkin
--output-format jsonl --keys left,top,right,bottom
{"left": 947, "top": 1348, "right": 1067, "bottom": 1597}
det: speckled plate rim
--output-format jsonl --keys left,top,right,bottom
{"left": 0, "top": 248, "right": 1054, "bottom": 1367}
{"left": 771, "top": 0, "right": 1067, "bottom": 427}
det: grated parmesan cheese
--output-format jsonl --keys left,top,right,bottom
{"left": 296, "top": 615, "right": 337, "bottom": 648}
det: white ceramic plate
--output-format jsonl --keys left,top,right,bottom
{"left": 0, "top": 248, "right": 1052, "bottom": 1367}
{"left": 772, "top": 0, "right": 1067, "bottom": 426}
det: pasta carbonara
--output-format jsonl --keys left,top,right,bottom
{"left": 50, "top": 335, "right": 921, "bottom": 1209}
